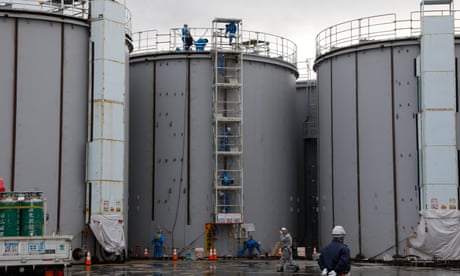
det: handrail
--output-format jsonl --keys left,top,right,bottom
{"left": 0, "top": 0, "right": 133, "bottom": 36}
{"left": 0, "top": 0, "right": 89, "bottom": 18}
{"left": 316, "top": 10, "right": 460, "bottom": 57}
{"left": 131, "top": 27, "right": 298, "bottom": 65}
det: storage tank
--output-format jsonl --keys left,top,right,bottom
{"left": 314, "top": 9, "right": 460, "bottom": 259}
{"left": 128, "top": 25, "right": 303, "bottom": 256}
{"left": 0, "top": 1, "right": 132, "bottom": 258}
{"left": 0, "top": 2, "right": 89, "bottom": 244}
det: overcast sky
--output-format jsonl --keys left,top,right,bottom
{"left": 125, "top": 0, "right": 455, "bottom": 61}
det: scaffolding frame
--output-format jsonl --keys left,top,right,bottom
{"left": 211, "top": 18, "right": 244, "bottom": 224}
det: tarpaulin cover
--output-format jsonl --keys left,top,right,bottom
{"left": 89, "top": 214, "right": 125, "bottom": 254}
{"left": 408, "top": 209, "right": 460, "bottom": 260}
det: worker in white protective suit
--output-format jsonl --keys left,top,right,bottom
{"left": 277, "top": 227, "right": 300, "bottom": 272}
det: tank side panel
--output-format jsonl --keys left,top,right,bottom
{"left": 0, "top": 18, "right": 15, "bottom": 188}
{"left": 59, "top": 24, "right": 89, "bottom": 237}
{"left": 392, "top": 45, "right": 420, "bottom": 255}
{"left": 457, "top": 44, "right": 460, "bottom": 149}
{"left": 243, "top": 60, "right": 298, "bottom": 251}
{"left": 14, "top": 20, "right": 61, "bottom": 233}
{"left": 357, "top": 48, "right": 395, "bottom": 258}
{"left": 294, "top": 83, "right": 308, "bottom": 244}
{"left": 187, "top": 58, "right": 213, "bottom": 248}
{"left": 331, "top": 54, "right": 359, "bottom": 256}
{"left": 128, "top": 61, "right": 155, "bottom": 250}
{"left": 317, "top": 60, "right": 333, "bottom": 249}
{"left": 154, "top": 59, "right": 188, "bottom": 250}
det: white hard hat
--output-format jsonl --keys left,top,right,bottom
{"left": 331, "top": 225, "right": 346, "bottom": 237}
{"left": 280, "top": 227, "right": 288, "bottom": 234}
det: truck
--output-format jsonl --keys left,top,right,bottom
{"left": 0, "top": 192, "right": 73, "bottom": 275}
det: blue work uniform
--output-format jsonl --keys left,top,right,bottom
{"left": 182, "top": 27, "right": 193, "bottom": 50}
{"left": 318, "top": 239, "right": 351, "bottom": 275}
{"left": 225, "top": 22, "right": 237, "bottom": 44}
{"left": 238, "top": 238, "right": 262, "bottom": 257}
{"left": 151, "top": 231, "right": 165, "bottom": 259}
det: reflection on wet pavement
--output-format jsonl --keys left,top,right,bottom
{"left": 66, "top": 259, "right": 460, "bottom": 275}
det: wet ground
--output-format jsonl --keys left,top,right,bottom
{"left": 65, "top": 259, "right": 460, "bottom": 275}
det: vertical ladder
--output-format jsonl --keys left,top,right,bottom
{"left": 211, "top": 18, "right": 243, "bottom": 224}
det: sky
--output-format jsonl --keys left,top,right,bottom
{"left": 124, "top": 0, "right": 454, "bottom": 62}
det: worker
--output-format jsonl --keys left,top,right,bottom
{"left": 225, "top": 21, "right": 237, "bottom": 45}
{"left": 277, "top": 227, "right": 300, "bottom": 272}
{"left": 218, "top": 191, "right": 230, "bottom": 213}
{"left": 217, "top": 53, "right": 225, "bottom": 75}
{"left": 195, "top": 38, "right": 208, "bottom": 51}
{"left": 318, "top": 225, "right": 351, "bottom": 276}
{"left": 238, "top": 235, "right": 262, "bottom": 257}
{"left": 151, "top": 230, "right": 165, "bottom": 259}
{"left": 218, "top": 171, "right": 233, "bottom": 213}
{"left": 181, "top": 24, "right": 193, "bottom": 50}
{"left": 220, "top": 171, "right": 234, "bottom": 186}
{"left": 219, "top": 127, "right": 232, "bottom": 151}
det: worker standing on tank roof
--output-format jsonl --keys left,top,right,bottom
{"left": 181, "top": 24, "right": 193, "bottom": 50}
{"left": 225, "top": 21, "right": 237, "bottom": 45}
{"left": 318, "top": 225, "right": 351, "bottom": 276}
{"left": 277, "top": 227, "right": 300, "bottom": 272}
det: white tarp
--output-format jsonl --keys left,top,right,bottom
{"left": 89, "top": 214, "right": 126, "bottom": 254}
{"left": 408, "top": 209, "right": 460, "bottom": 260}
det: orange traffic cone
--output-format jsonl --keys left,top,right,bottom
{"left": 312, "top": 247, "right": 317, "bottom": 259}
{"left": 208, "top": 248, "right": 214, "bottom": 260}
{"left": 143, "top": 248, "right": 149, "bottom": 258}
{"left": 277, "top": 247, "right": 282, "bottom": 257}
{"left": 85, "top": 250, "right": 92, "bottom": 265}
{"left": 172, "top": 248, "right": 178, "bottom": 261}
{"left": 213, "top": 248, "right": 218, "bottom": 260}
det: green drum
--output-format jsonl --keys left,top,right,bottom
{"left": 0, "top": 198, "right": 20, "bottom": 237}
{"left": 20, "top": 199, "right": 44, "bottom": 236}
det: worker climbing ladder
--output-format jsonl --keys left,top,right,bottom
{"left": 211, "top": 18, "right": 243, "bottom": 224}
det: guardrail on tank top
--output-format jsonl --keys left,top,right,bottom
{"left": 0, "top": 0, "right": 132, "bottom": 36}
{"left": 316, "top": 10, "right": 460, "bottom": 57}
{"left": 131, "top": 27, "right": 298, "bottom": 66}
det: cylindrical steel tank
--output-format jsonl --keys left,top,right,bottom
{"left": 0, "top": 5, "right": 88, "bottom": 245}
{"left": 314, "top": 13, "right": 438, "bottom": 259}
{"left": 129, "top": 46, "right": 301, "bottom": 254}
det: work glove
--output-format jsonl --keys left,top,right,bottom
{"left": 321, "top": 268, "right": 328, "bottom": 275}
{"left": 328, "top": 270, "right": 337, "bottom": 276}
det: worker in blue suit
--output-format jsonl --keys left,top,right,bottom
{"left": 225, "top": 21, "right": 237, "bottom": 45}
{"left": 318, "top": 226, "right": 350, "bottom": 276}
{"left": 151, "top": 230, "right": 165, "bottom": 259}
{"left": 220, "top": 171, "right": 234, "bottom": 186}
{"left": 181, "top": 24, "right": 193, "bottom": 50}
{"left": 219, "top": 127, "right": 232, "bottom": 151}
{"left": 238, "top": 236, "right": 262, "bottom": 257}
